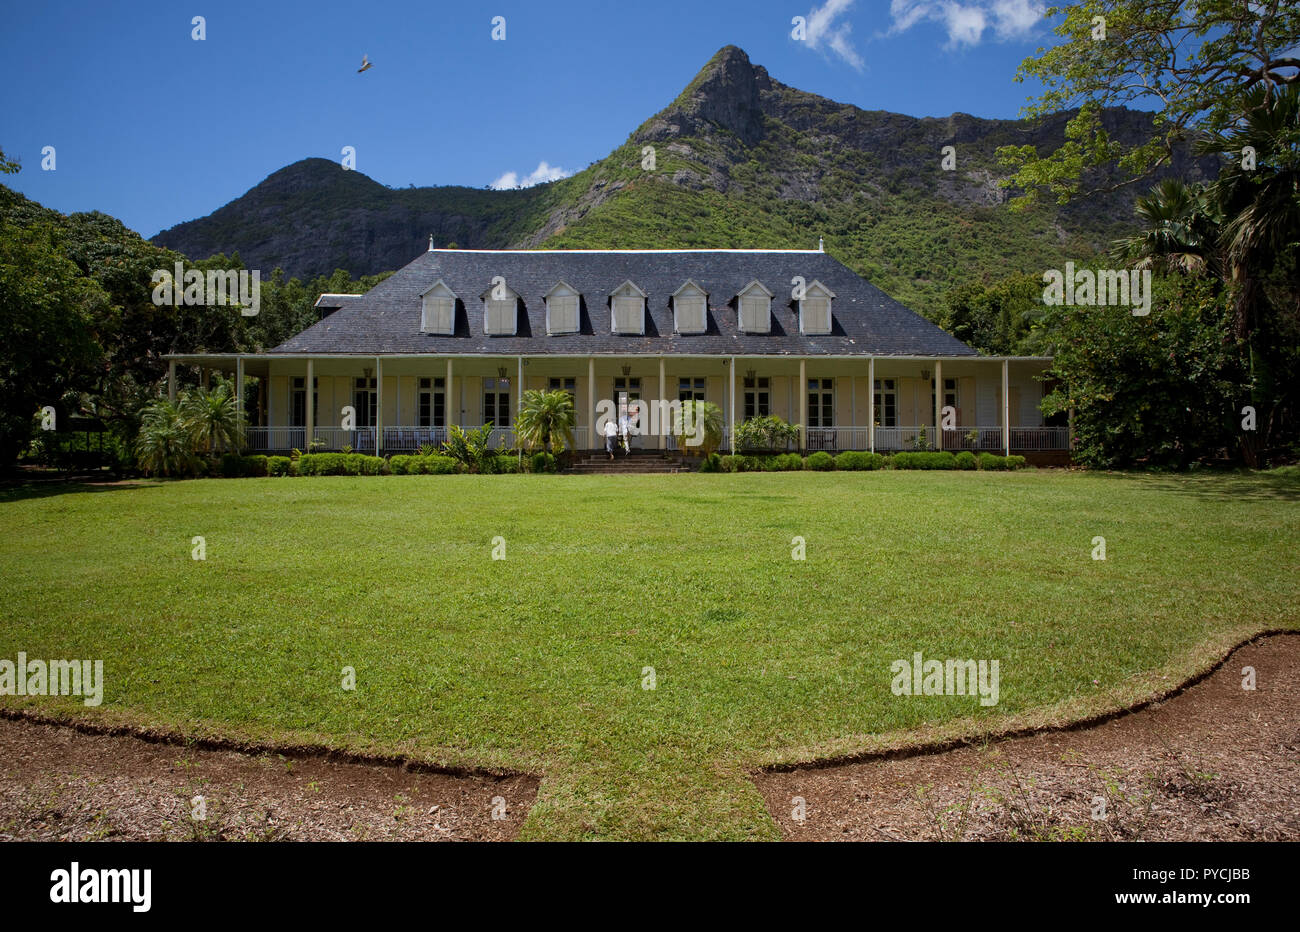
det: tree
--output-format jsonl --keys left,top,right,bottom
{"left": 514, "top": 389, "right": 576, "bottom": 453}
{"left": 1110, "top": 178, "right": 1222, "bottom": 276}
{"left": 0, "top": 221, "right": 107, "bottom": 464}
{"left": 180, "top": 379, "right": 243, "bottom": 455}
{"left": 674, "top": 400, "right": 723, "bottom": 456}
{"left": 134, "top": 398, "right": 197, "bottom": 478}
{"left": 999, "top": 0, "right": 1300, "bottom": 208}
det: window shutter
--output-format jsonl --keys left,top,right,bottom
{"left": 801, "top": 296, "right": 830, "bottom": 334}
{"left": 740, "top": 294, "right": 771, "bottom": 333}
{"left": 547, "top": 295, "right": 578, "bottom": 334}
{"left": 676, "top": 295, "right": 706, "bottom": 333}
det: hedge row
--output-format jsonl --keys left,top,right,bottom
{"left": 699, "top": 450, "right": 1026, "bottom": 472}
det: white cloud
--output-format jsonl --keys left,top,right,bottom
{"left": 888, "top": 0, "right": 1044, "bottom": 48}
{"left": 490, "top": 161, "right": 571, "bottom": 190}
{"left": 803, "top": 0, "right": 865, "bottom": 71}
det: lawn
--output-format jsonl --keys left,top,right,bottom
{"left": 2, "top": 468, "right": 1298, "bottom": 840}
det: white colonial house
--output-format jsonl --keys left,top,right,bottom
{"left": 165, "top": 245, "right": 1069, "bottom": 460}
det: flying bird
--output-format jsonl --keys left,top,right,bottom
{"left": 358, "top": 55, "right": 372, "bottom": 73}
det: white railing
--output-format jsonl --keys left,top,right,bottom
{"left": 244, "top": 426, "right": 306, "bottom": 452}
{"left": 1009, "top": 426, "right": 1070, "bottom": 451}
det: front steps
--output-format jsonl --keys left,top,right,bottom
{"left": 567, "top": 450, "right": 693, "bottom": 475}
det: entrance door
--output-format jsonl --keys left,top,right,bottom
{"left": 614, "top": 377, "right": 642, "bottom": 449}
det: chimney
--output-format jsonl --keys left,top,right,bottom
{"left": 428, "top": 234, "right": 435, "bottom": 251}
{"left": 818, "top": 236, "right": 824, "bottom": 252}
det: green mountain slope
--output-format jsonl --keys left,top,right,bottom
{"left": 153, "top": 45, "right": 1215, "bottom": 319}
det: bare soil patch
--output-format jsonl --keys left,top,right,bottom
{"left": 0, "top": 718, "right": 538, "bottom": 841}
{"left": 756, "top": 634, "right": 1300, "bottom": 841}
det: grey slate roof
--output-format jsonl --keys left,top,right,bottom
{"left": 271, "top": 249, "right": 979, "bottom": 357}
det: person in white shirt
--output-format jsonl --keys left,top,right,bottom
{"left": 603, "top": 418, "right": 618, "bottom": 459}
{"left": 618, "top": 409, "right": 631, "bottom": 455}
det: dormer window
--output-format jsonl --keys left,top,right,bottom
{"left": 545, "top": 281, "right": 580, "bottom": 335}
{"left": 610, "top": 281, "right": 647, "bottom": 335}
{"left": 671, "top": 280, "right": 708, "bottom": 334}
{"left": 737, "top": 280, "right": 774, "bottom": 333}
{"left": 420, "top": 280, "right": 456, "bottom": 335}
{"left": 480, "top": 280, "right": 520, "bottom": 336}
{"left": 799, "top": 280, "right": 836, "bottom": 335}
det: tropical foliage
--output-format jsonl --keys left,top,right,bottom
{"left": 514, "top": 389, "right": 576, "bottom": 453}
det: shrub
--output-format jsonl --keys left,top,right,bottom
{"left": 297, "top": 453, "right": 346, "bottom": 476}
{"left": 835, "top": 451, "right": 884, "bottom": 471}
{"left": 806, "top": 451, "right": 835, "bottom": 471}
{"left": 1007, "top": 455, "right": 1027, "bottom": 469}
{"left": 389, "top": 454, "right": 415, "bottom": 475}
{"left": 529, "top": 451, "right": 557, "bottom": 474}
{"left": 495, "top": 454, "right": 521, "bottom": 474}
{"left": 218, "top": 453, "right": 268, "bottom": 477}
{"left": 425, "top": 454, "right": 460, "bottom": 475}
{"left": 894, "top": 451, "right": 957, "bottom": 470}
{"left": 698, "top": 452, "right": 722, "bottom": 473}
{"left": 978, "top": 452, "right": 1006, "bottom": 470}
{"left": 954, "top": 451, "right": 977, "bottom": 470}
{"left": 267, "top": 455, "right": 292, "bottom": 477}
{"left": 719, "top": 454, "right": 746, "bottom": 473}
{"left": 734, "top": 415, "right": 801, "bottom": 452}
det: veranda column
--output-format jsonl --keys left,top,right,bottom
{"left": 868, "top": 357, "right": 875, "bottom": 454}
{"left": 934, "top": 359, "right": 943, "bottom": 451}
{"left": 658, "top": 356, "right": 666, "bottom": 451}
{"left": 587, "top": 356, "right": 596, "bottom": 451}
{"left": 375, "top": 357, "right": 383, "bottom": 455}
{"left": 798, "top": 358, "right": 807, "bottom": 452}
{"left": 728, "top": 356, "right": 737, "bottom": 453}
{"left": 1002, "top": 358, "right": 1010, "bottom": 456}
{"left": 235, "top": 356, "right": 245, "bottom": 450}
{"left": 168, "top": 360, "right": 176, "bottom": 403}
{"left": 305, "top": 358, "right": 315, "bottom": 450}
{"left": 517, "top": 355, "right": 524, "bottom": 467}
{"left": 446, "top": 358, "right": 453, "bottom": 431}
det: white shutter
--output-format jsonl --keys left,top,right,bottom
{"left": 676, "top": 295, "right": 706, "bottom": 333}
{"left": 547, "top": 295, "right": 578, "bottom": 334}
{"left": 423, "top": 296, "right": 454, "bottom": 334}
{"left": 613, "top": 295, "right": 643, "bottom": 334}
{"left": 740, "top": 295, "right": 770, "bottom": 333}
{"left": 485, "top": 297, "right": 516, "bottom": 335}
{"left": 801, "top": 296, "right": 830, "bottom": 334}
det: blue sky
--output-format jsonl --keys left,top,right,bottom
{"left": 1, "top": 0, "right": 1061, "bottom": 238}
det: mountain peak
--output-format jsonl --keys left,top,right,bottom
{"left": 658, "top": 45, "right": 771, "bottom": 146}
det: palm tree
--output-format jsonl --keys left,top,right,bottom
{"left": 180, "top": 379, "right": 243, "bottom": 455}
{"left": 514, "top": 389, "right": 576, "bottom": 453}
{"left": 1199, "top": 83, "right": 1300, "bottom": 343}
{"left": 134, "top": 398, "right": 196, "bottom": 477}
{"left": 1110, "top": 178, "right": 1222, "bottom": 277}
{"left": 674, "top": 400, "right": 723, "bottom": 456}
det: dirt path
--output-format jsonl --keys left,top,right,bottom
{"left": 756, "top": 634, "right": 1300, "bottom": 841}
{"left": 0, "top": 719, "right": 537, "bottom": 841}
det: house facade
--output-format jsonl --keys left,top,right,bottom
{"left": 165, "top": 246, "right": 1068, "bottom": 458}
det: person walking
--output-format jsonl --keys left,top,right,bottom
{"left": 603, "top": 417, "right": 618, "bottom": 460}
{"left": 618, "top": 407, "right": 632, "bottom": 456}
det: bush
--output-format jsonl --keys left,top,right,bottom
{"left": 719, "top": 454, "right": 746, "bottom": 473}
{"left": 835, "top": 451, "right": 884, "bottom": 471}
{"left": 893, "top": 451, "right": 958, "bottom": 470}
{"left": 775, "top": 452, "right": 804, "bottom": 471}
{"left": 954, "top": 451, "right": 977, "bottom": 470}
{"left": 529, "top": 451, "right": 557, "bottom": 474}
{"left": 297, "top": 453, "right": 345, "bottom": 476}
{"left": 267, "top": 455, "right": 292, "bottom": 477}
{"left": 1007, "top": 455, "right": 1026, "bottom": 469}
{"left": 806, "top": 451, "right": 835, "bottom": 471}
{"left": 978, "top": 452, "right": 1006, "bottom": 470}
{"left": 698, "top": 452, "right": 722, "bottom": 473}
{"left": 218, "top": 453, "right": 268, "bottom": 477}
{"left": 425, "top": 454, "right": 460, "bottom": 475}
{"left": 495, "top": 454, "right": 521, "bottom": 474}
{"left": 389, "top": 454, "right": 416, "bottom": 475}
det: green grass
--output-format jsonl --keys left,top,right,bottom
{"left": 2, "top": 469, "right": 1298, "bottom": 839}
